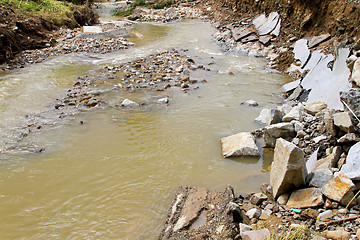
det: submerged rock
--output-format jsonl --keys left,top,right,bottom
{"left": 121, "top": 99, "right": 139, "bottom": 107}
{"left": 221, "top": 132, "right": 260, "bottom": 158}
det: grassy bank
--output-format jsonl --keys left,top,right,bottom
{"left": 113, "top": 0, "right": 174, "bottom": 17}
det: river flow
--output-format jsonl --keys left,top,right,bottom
{"left": 0, "top": 4, "right": 291, "bottom": 239}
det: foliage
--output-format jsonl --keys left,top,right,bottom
{"left": 270, "top": 224, "right": 315, "bottom": 240}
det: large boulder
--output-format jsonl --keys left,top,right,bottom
{"left": 220, "top": 132, "right": 260, "bottom": 158}
{"left": 264, "top": 122, "right": 296, "bottom": 148}
{"left": 270, "top": 138, "right": 307, "bottom": 199}
{"left": 339, "top": 142, "right": 360, "bottom": 180}
{"left": 286, "top": 188, "right": 324, "bottom": 208}
{"left": 321, "top": 173, "right": 355, "bottom": 205}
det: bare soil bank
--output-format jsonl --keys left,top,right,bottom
{"left": 199, "top": 0, "right": 360, "bottom": 71}
{"left": 0, "top": 3, "right": 98, "bottom": 64}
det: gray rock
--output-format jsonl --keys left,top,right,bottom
{"left": 339, "top": 142, "right": 360, "bottom": 180}
{"left": 333, "top": 112, "right": 354, "bottom": 133}
{"left": 286, "top": 187, "right": 324, "bottom": 208}
{"left": 307, "top": 169, "right": 334, "bottom": 188}
{"left": 240, "top": 229, "right": 270, "bottom": 240}
{"left": 318, "top": 209, "right": 335, "bottom": 220}
{"left": 321, "top": 173, "right": 355, "bottom": 205}
{"left": 220, "top": 132, "right": 260, "bottom": 158}
{"left": 239, "top": 223, "right": 253, "bottom": 234}
{"left": 245, "top": 208, "right": 261, "bottom": 219}
{"left": 307, "top": 34, "right": 331, "bottom": 49}
{"left": 270, "top": 138, "right": 307, "bottom": 198}
{"left": 121, "top": 99, "right": 139, "bottom": 107}
{"left": 264, "top": 122, "right": 296, "bottom": 148}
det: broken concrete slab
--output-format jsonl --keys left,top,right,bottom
{"left": 270, "top": 138, "right": 307, "bottom": 198}
{"left": 281, "top": 79, "right": 301, "bottom": 92}
{"left": 293, "top": 39, "right": 310, "bottom": 67}
{"left": 271, "top": 18, "right": 281, "bottom": 36}
{"left": 286, "top": 187, "right": 324, "bottom": 208}
{"left": 159, "top": 186, "right": 238, "bottom": 239}
{"left": 256, "top": 12, "right": 280, "bottom": 36}
{"left": 307, "top": 34, "right": 331, "bottom": 49}
{"left": 241, "top": 35, "right": 259, "bottom": 43}
{"left": 301, "top": 48, "right": 351, "bottom": 110}
{"left": 259, "top": 35, "right": 271, "bottom": 45}
{"left": 220, "top": 132, "right": 260, "bottom": 158}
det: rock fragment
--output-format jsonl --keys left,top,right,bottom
{"left": 220, "top": 132, "right": 260, "bottom": 158}
{"left": 321, "top": 173, "right": 355, "bottom": 205}
{"left": 286, "top": 187, "right": 324, "bottom": 208}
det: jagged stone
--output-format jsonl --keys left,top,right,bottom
{"left": 231, "top": 27, "right": 255, "bottom": 42}
{"left": 245, "top": 208, "right": 261, "bottom": 219}
{"left": 293, "top": 39, "right": 310, "bottom": 67}
{"left": 333, "top": 112, "right": 354, "bottom": 133}
{"left": 338, "top": 133, "right": 359, "bottom": 143}
{"left": 339, "top": 142, "right": 360, "bottom": 180}
{"left": 254, "top": 12, "right": 280, "bottom": 36}
{"left": 270, "top": 138, "right": 307, "bottom": 198}
{"left": 304, "top": 102, "right": 327, "bottom": 116}
{"left": 221, "top": 132, "right": 260, "bottom": 158}
{"left": 286, "top": 188, "right": 324, "bottom": 208}
{"left": 264, "top": 123, "right": 296, "bottom": 148}
{"left": 121, "top": 99, "right": 139, "bottom": 107}
{"left": 312, "top": 153, "right": 338, "bottom": 172}
{"left": 277, "top": 193, "right": 290, "bottom": 205}
{"left": 321, "top": 173, "right": 355, "bottom": 205}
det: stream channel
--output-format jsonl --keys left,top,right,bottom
{"left": 0, "top": 3, "right": 291, "bottom": 239}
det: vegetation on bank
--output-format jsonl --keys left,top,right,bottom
{"left": 113, "top": 0, "right": 174, "bottom": 17}
{"left": 0, "top": 0, "right": 96, "bottom": 26}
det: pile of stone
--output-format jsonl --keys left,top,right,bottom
{"left": 127, "top": 5, "right": 203, "bottom": 22}
{"left": 1, "top": 23, "right": 134, "bottom": 70}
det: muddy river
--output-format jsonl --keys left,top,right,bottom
{"left": 0, "top": 4, "right": 290, "bottom": 239}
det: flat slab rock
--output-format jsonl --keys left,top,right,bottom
{"left": 221, "top": 132, "right": 260, "bottom": 158}
{"left": 159, "top": 186, "right": 238, "bottom": 240}
{"left": 286, "top": 187, "right": 324, "bottom": 209}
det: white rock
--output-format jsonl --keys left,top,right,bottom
{"left": 270, "top": 138, "right": 307, "bottom": 198}
{"left": 254, "top": 108, "right": 282, "bottom": 126}
{"left": 306, "top": 147, "right": 319, "bottom": 173}
{"left": 220, "top": 132, "right": 260, "bottom": 158}
{"left": 339, "top": 142, "right": 360, "bottom": 180}
{"left": 293, "top": 39, "right": 310, "bottom": 67}
{"left": 313, "top": 135, "right": 327, "bottom": 144}
{"left": 241, "top": 229, "right": 270, "bottom": 240}
{"left": 121, "top": 99, "right": 139, "bottom": 107}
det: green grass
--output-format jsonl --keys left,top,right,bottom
{"left": 0, "top": 0, "right": 74, "bottom": 13}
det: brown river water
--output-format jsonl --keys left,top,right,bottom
{"left": 0, "top": 4, "right": 291, "bottom": 239}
